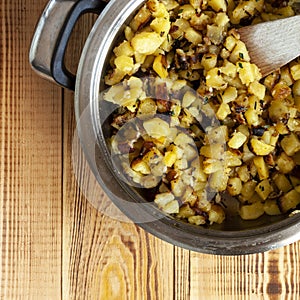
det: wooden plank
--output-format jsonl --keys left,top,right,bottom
{"left": 174, "top": 247, "right": 190, "bottom": 300}
{"left": 190, "top": 243, "right": 300, "bottom": 299}
{"left": 0, "top": 0, "right": 62, "bottom": 298}
{"left": 62, "top": 15, "right": 174, "bottom": 299}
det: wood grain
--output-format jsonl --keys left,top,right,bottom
{"left": 0, "top": 0, "right": 62, "bottom": 298}
{"left": 1, "top": 1, "right": 300, "bottom": 299}
{"left": 190, "top": 245, "right": 300, "bottom": 300}
{"left": 238, "top": 15, "right": 300, "bottom": 77}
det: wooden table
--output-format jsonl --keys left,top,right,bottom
{"left": 1, "top": 0, "right": 300, "bottom": 299}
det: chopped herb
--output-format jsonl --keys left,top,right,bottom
{"left": 239, "top": 53, "right": 244, "bottom": 59}
{"left": 252, "top": 127, "right": 265, "bottom": 136}
{"left": 178, "top": 9, "right": 183, "bottom": 14}
{"left": 235, "top": 106, "right": 247, "bottom": 113}
{"left": 203, "top": 97, "right": 209, "bottom": 104}
{"left": 238, "top": 62, "right": 243, "bottom": 68}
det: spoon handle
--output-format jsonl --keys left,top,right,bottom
{"left": 238, "top": 15, "right": 300, "bottom": 77}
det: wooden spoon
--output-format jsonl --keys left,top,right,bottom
{"left": 238, "top": 15, "right": 300, "bottom": 77}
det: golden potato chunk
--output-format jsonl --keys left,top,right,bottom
{"left": 253, "top": 156, "right": 269, "bottom": 180}
{"left": 255, "top": 179, "right": 273, "bottom": 200}
{"left": 250, "top": 139, "right": 274, "bottom": 156}
{"left": 207, "top": 0, "right": 227, "bottom": 12}
{"left": 281, "top": 133, "right": 300, "bottom": 156}
{"left": 279, "top": 189, "right": 300, "bottom": 213}
{"left": 228, "top": 132, "right": 247, "bottom": 149}
{"left": 131, "top": 32, "right": 165, "bottom": 55}
{"left": 143, "top": 117, "right": 171, "bottom": 138}
{"left": 240, "top": 202, "right": 264, "bottom": 220}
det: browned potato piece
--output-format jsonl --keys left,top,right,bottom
{"left": 279, "top": 189, "right": 300, "bottom": 213}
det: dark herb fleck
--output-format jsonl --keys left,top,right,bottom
{"left": 252, "top": 127, "right": 266, "bottom": 136}
{"left": 235, "top": 106, "right": 247, "bottom": 113}
{"left": 203, "top": 97, "right": 209, "bottom": 104}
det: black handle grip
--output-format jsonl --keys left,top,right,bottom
{"left": 51, "top": 0, "right": 107, "bottom": 90}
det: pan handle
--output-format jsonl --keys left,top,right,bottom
{"left": 29, "top": 0, "right": 108, "bottom": 90}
